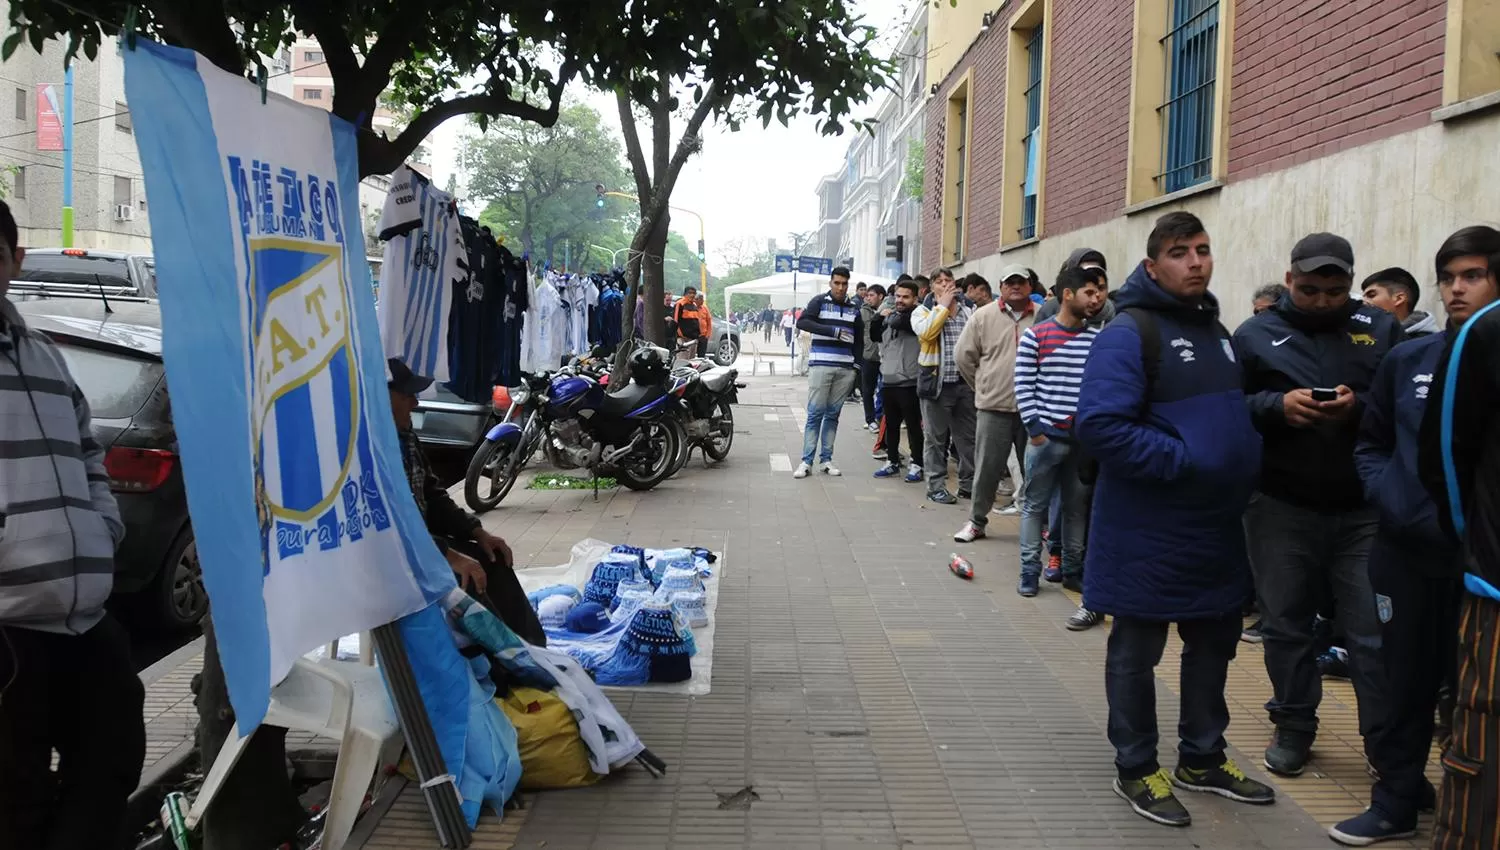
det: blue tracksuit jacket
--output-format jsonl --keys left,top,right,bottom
{"left": 1077, "top": 264, "right": 1262, "bottom": 620}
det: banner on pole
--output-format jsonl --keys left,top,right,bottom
{"left": 35, "top": 84, "right": 62, "bottom": 151}
{"left": 121, "top": 40, "right": 454, "bottom": 729}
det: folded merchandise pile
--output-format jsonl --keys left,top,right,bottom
{"left": 518, "top": 541, "right": 719, "bottom": 690}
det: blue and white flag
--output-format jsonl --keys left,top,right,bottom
{"left": 121, "top": 42, "right": 457, "bottom": 727}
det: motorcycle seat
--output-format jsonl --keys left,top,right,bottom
{"left": 700, "top": 367, "right": 736, "bottom": 393}
{"left": 599, "top": 383, "right": 665, "bottom": 418}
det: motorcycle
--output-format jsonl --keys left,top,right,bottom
{"left": 665, "top": 360, "right": 743, "bottom": 474}
{"left": 463, "top": 350, "right": 680, "bottom": 511}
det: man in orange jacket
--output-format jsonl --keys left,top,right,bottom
{"left": 675, "top": 286, "right": 710, "bottom": 358}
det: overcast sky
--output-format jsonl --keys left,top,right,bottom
{"left": 429, "top": 0, "right": 911, "bottom": 274}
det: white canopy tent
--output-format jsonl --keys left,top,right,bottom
{"left": 721, "top": 271, "right": 901, "bottom": 316}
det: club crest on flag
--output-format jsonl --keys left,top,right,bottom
{"left": 249, "top": 240, "right": 359, "bottom": 522}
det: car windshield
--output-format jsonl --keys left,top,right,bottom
{"left": 18, "top": 253, "right": 135, "bottom": 292}
{"left": 52, "top": 344, "right": 163, "bottom": 419}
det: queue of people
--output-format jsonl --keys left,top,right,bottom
{"left": 787, "top": 212, "right": 1500, "bottom": 845}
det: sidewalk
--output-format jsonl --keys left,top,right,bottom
{"left": 352, "top": 372, "right": 1439, "bottom": 850}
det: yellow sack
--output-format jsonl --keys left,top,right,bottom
{"left": 499, "top": 685, "right": 601, "bottom": 789}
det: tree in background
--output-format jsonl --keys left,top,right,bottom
{"left": 460, "top": 102, "right": 631, "bottom": 267}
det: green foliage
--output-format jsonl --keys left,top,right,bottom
{"left": 461, "top": 102, "right": 633, "bottom": 267}
{"left": 904, "top": 137, "right": 925, "bottom": 201}
{"left": 527, "top": 475, "right": 618, "bottom": 490}
{"left": 4, "top": 0, "right": 892, "bottom": 176}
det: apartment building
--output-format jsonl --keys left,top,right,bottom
{"left": 805, "top": 3, "right": 928, "bottom": 278}
{"left": 922, "top": 0, "right": 1499, "bottom": 323}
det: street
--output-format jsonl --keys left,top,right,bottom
{"left": 348, "top": 368, "right": 1441, "bottom": 850}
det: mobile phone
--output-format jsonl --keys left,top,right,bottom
{"left": 1311, "top": 387, "right": 1338, "bottom": 402}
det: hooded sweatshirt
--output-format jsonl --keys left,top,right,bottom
{"left": 871, "top": 307, "right": 920, "bottom": 386}
{"left": 1076, "top": 264, "right": 1261, "bottom": 620}
{"left": 1232, "top": 293, "right": 1404, "bottom": 512}
{"left": 1035, "top": 248, "right": 1117, "bottom": 327}
{"left": 1403, "top": 310, "right": 1438, "bottom": 338}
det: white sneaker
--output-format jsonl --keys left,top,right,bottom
{"left": 954, "top": 521, "right": 986, "bottom": 543}
{"left": 793, "top": 462, "right": 811, "bottom": 479}
{"left": 867, "top": 422, "right": 880, "bottom": 433}
{"left": 995, "top": 503, "right": 1021, "bottom": 516}
{"left": 822, "top": 462, "right": 842, "bottom": 477}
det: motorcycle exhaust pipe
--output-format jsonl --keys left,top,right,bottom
{"left": 602, "top": 432, "right": 643, "bottom": 465}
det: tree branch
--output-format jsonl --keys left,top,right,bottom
{"left": 615, "top": 88, "right": 653, "bottom": 204}
{"left": 361, "top": 62, "right": 576, "bottom": 178}
{"left": 297, "top": 3, "right": 365, "bottom": 120}
{"left": 651, "top": 77, "right": 670, "bottom": 185}
{"left": 638, "top": 83, "right": 723, "bottom": 238}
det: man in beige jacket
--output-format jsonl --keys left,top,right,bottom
{"left": 953, "top": 264, "right": 1037, "bottom": 542}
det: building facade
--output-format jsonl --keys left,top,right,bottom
{"left": 0, "top": 15, "right": 293, "bottom": 252}
{"left": 921, "top": 0, "right": 1500, "bottom": 324}
{"left": 805, "top": 3, "right": 927, "bottom": 279}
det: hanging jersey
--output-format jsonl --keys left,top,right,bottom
{"left": 376, "top": 165, "right": 465, "bottom": 382}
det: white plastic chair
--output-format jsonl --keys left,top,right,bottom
{"left": 748, "top": 339, "right": 776, "bottom": 376}
{"left": 187, "top": 634, "right": 403, "bottom": 850}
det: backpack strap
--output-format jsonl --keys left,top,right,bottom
{"left": 1121, "top": 307, "right": 1161, "bottom": 399}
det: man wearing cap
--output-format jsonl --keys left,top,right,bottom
{"left": 1232, "top": 233, "right": 1403, "bottom": 778}
{"left": 387, "top": 358, "right": 545, "bottom": 645}
{"left": 953, "top": 264, "right": 1036, "bottom": 541}
{"left": 1036, "top": 248, "right": 1117, "bottom": 327}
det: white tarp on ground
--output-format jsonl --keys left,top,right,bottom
{"left": 722, "top": 271, "right": 901, "bottom": 315}
{"left": 514, "top": 540, "right": 721, "bottom": 696}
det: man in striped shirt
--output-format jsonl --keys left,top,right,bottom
{"left": 793, "top": 267, "right": 863, "bottom": 478}
{"left": 1014, "top": 264, "right": 1106, "bottom": 597}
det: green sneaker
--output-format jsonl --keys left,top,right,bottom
{"left": 1173, "top": 759, "right": 1277, "bottom": 804}
{"left": 1114, "top": 769, "right": 1191, "bottom": 827}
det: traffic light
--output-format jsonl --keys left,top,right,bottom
{"left": 696, "top": 239, "right": 705, "bottom": 262}
{"left": 884, "top": 235, "right": 905, "bottom": 264}
{"left": 595, "top": 183, "right": 605, "bottom": 208}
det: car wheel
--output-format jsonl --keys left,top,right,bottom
{"left": 715, "top": 336, "right": 738, "bottom": 366}
{"left": 141, "top": 529, "right": 208, "bottom": 631}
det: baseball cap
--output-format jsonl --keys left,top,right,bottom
{"left": 998, "top": 263, "right": 1031, "bottom": 284}
{"left": 386, "top": 358, "right": 434, "bottom": 396}
{"left": 566, "top": 601, "right": 612, "bottom": 634}
{"left": 1290, "top": 233, "right": 1355, "bottom": 276}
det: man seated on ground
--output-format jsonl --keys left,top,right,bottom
{"left": 388, "top": 358, "right": 545, "bottom": 645}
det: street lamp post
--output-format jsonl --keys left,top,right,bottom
{"left": 600, "top": 191, "right": 708, "bottom": 293}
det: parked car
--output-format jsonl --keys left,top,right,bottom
{"left": 9, "top": 248, "right": 158, "bottom": 302}
{"left": 710, "top": 321, "right": 740, "bottom": 366}
{"left": 13, "top": 299, "right": 201, "bottom": 631}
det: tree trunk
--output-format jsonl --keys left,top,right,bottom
{"left": 193, "top": 616, "right": 307, "bottom": 849}
{"left": 642, "top": 213, "right": 670, "bottom": 347}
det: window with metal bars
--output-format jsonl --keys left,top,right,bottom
{"left": 1159, "top": 0, "right": 1218, "bottom": 194}
{"left": 1020, "top": 24, "right": 1045, "bottom": 240}
{"left": 952, "top": 100, "right": 967, "bottom": 261}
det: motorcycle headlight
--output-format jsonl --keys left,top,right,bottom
{"left": 509, "top": 386, "right": 530, "bottom": 406}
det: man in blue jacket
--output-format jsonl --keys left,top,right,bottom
{"left": 1078, "top": 212, "right": 1274, "bottom": 827}
{"left": 1234, "top": 233, "right": 1404, "bottom": 780}
{"left": 1335, "top": 226, "right": 1500, "bottom": 846}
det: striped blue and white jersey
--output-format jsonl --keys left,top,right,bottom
{"left": 797, "top": 291, "right": 863, "bottom": 369}
{"left": 377, "top": 165, "right": 465, "bottom": 383}
{"left": 1015, "top": 317, "right": 1099, "bottom": 439}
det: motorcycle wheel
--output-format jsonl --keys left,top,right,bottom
{"left": 703, "top": 400, "right": 735, "bottom": 461}
{"left": 667, "top": 413, "right": 691, "bottom": 477}
{"left": 464, "top": 437, "right": 521, "bottom": 512}
{"left": 616, "top": 420, "right": 679, "bottom": 492}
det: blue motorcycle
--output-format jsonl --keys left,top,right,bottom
{"left": 463, "top": 347, "right": 682, "bottom": 511}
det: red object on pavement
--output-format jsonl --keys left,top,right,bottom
{"left": 949, "top": 553, "right": 974, "bottom": 580}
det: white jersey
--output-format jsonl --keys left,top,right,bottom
{"left": 520, "top": 273, "right": 567, "bottom": 373}
{"left": 376, "top": 165, "right": 465, "bottom": 382}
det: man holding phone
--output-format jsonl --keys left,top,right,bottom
{"left": 1232, "top": 233, "right": 1404, "bottom": 778}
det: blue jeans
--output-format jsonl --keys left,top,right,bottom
{"left": 802, "top": 365, "right": 857, "bottom": 465}
{"left": 1019, "top": 438, "right": 1086, "bottom": 580}
{"left": 1106, "top": 614, "right": 1242, "bottom": 779}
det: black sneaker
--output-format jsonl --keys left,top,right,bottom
{"left": 1419, "top": 780, "right": 1436, "bottom": 812}
{"left": 1062, "top": 576, "right": 1084, "bottom": 594}
{"left": 1328, "top": 807, "right": 1417, "bottom": 846}
{"left": 1113, "top": 770, "right": 1191, "bottom": 827}
{"left": 1318, "top": 647, "right": 1351, "bottom": 680}
{"left": 1240, "top": 618, "right": 1265, "bottom": 643}
{"left": 1172, "top": 759, "right": 1276, "bottom": 804}
{"left": 1264, "top": 728, "right": 1314, "bottom": 777}
{"left": 1017, "top": 574, "right": 1040, "bottom": 597}
{"left": 928, "top": 489, "right": 958, "bottom": 505}
{"left": 1066, "top": 607, "right": 1104, "bottom": 631}
{"left": 956, "top": 488, "right": 972, "bottom": 499}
